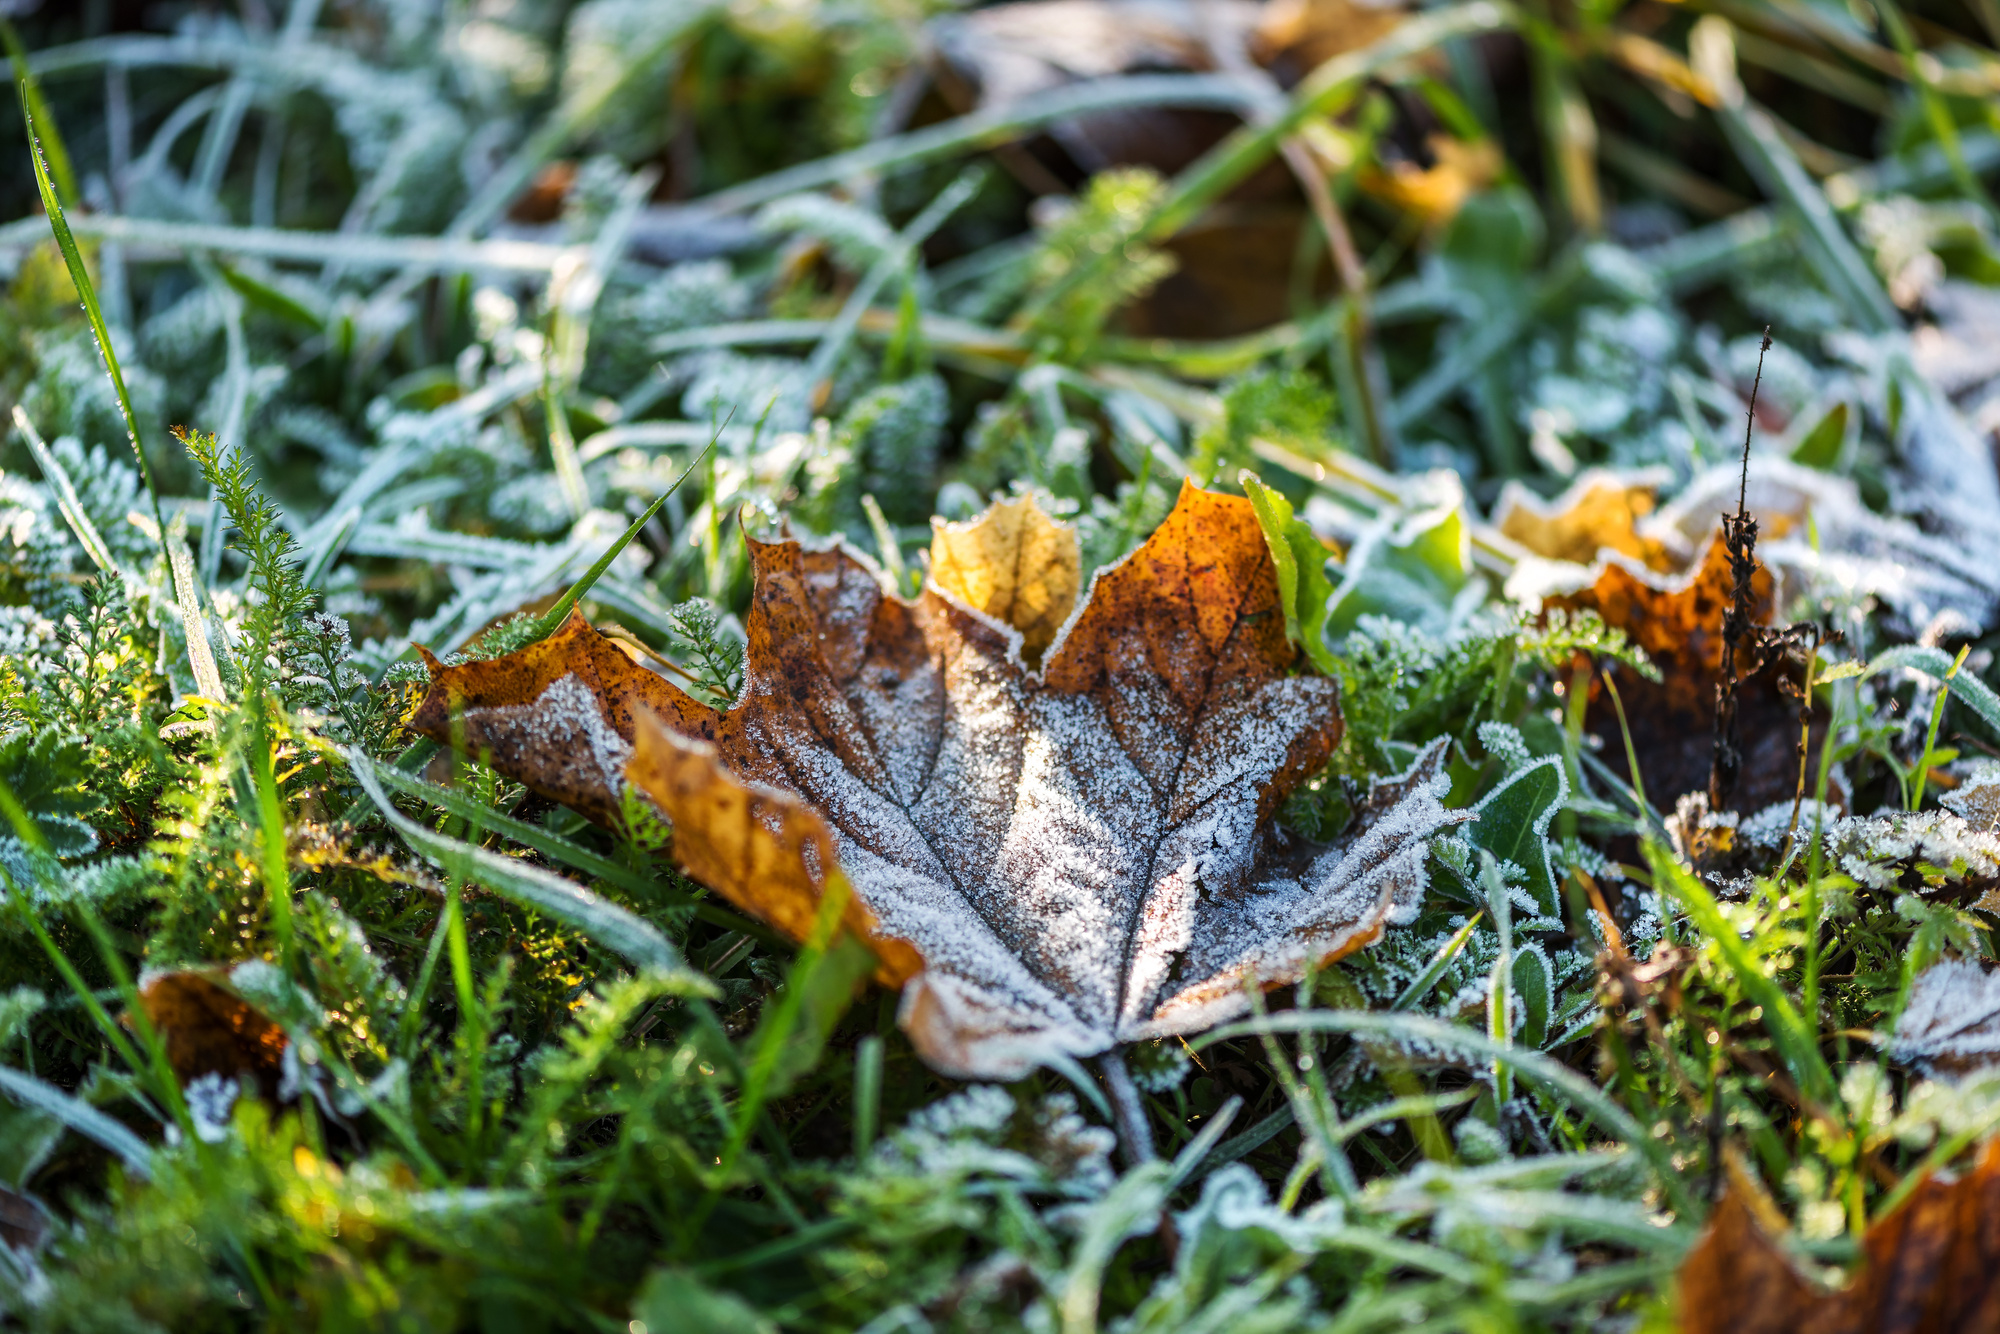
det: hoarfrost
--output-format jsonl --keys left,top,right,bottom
{"left": 1894, "top": 958, "right": 2000, "bottom": 1080}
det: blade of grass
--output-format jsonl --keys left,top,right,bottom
{"left": 1865, "top": 643, "right": 2000, "bottom": 733}
{"left": 0, "top": 20, "right": 77, "bottom": 209}
{"left": 1192, "top": 1008, "right": 1693, "bottom": 1217}
{"left": 528, "top": 426, "right": 722, "bottom": 641}
{"left": 0, "top": 1064, "right": 153, "bottom": 1176}
{"left": 11, "top": 405, "right": 122, "bottom": 577}
{"left": 13, "top": 57, "right": 168, "bottom": 556}
{"left": 349, "top": 756, "right": 697, "bottom": 980}
{"left": 1646, "top": 843, "right": 1838, "bottom": 1111}
{"left": 0, "top": 775, "right": 192, "bottom": 1138}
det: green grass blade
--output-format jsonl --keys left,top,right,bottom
{"left": 353, "top": 751, "right": 672, "bottom": 904}
{"left": 1647, "top": 843, "right": 1837, "bottom": 1112}
{"left": 349, "top": 753, "right": 695, "bottom": 980}
{"left": 11, "top": 404, "right": 122, "bottom": 577}
{"left": 1866, "top": 644, "right": 2000, "bottom": 734}
{"left": 0, "top": 1064, "right": 154, "bottom": 1177}
{"left": 13, "top": 57, "right": 168, "bottom": 555}
{"left": 0, "top": 20, "right": 77, "bottom": 209}
{"left": 530, "top": 428, "right": 720, "bottom": 641}
{"left": 1192, "top": 1008, "right": 1694, "bottom": 1218}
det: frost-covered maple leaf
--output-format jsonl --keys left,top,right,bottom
{"left": 411, "top": 482, "right": 1466, "bottom": 1078}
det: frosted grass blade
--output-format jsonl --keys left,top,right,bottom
{"left": 11, "top": 405, "right": 121, "bottom": 577}
{"left": 350, "top": 756, "right": 697, "bottom": 981}
{"left": 0, "top": 1064, "right": 154, "bottom": 1177}
{"left": 13, "top": 57, "right": 168, "bottom": 552}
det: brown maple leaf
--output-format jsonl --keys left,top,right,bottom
{"left": 411, "top": 483, "right": 1466, "bottom": 1078}
{"left": 1678, "top": 1143, "right": 2000, "bottom": 1333}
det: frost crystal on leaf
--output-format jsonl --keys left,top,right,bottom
{"left": 1893, "top": 958, "right": 2000, "bottom": 1080}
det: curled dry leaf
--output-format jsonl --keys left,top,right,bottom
{"left": 1552, "top": 529, "right": 1807, "bottom": 813}
{"left": 133, "top": 969, "right": 288, "bottom": 1098}
{"left": 1678, "top": 1141, "right": 2000, "bottom": 1334}
{"left": 1250, "top": 0, "right": 1408, "bottom": 82}
{"left": 1357, "top": 136, "right": 1504, "bottom": 230}
{"left": 413, "top": 484, "right": 1467, "bottom": 1079}
{"left": 0, "top": 1183, "right": 45, "bottom": 1253}
{"left": 1943, "top": 767, "right": 2000, "bottom": 834}
{"left": 1493, "top": 466, "right": 1675, "bottom": 573}
{"left": 1505, "top": 458, "right": 1999, "bottom": 642}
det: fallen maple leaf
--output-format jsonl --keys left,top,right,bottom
{"left": 412, "top": 484, "right": 1466, "bottom": 1078}
{"left": 1678, "top": 1142, "right": 2000, "bottom": 1333}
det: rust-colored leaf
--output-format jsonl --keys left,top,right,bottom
{"left": 407, "top": 609, "right": 692, "bottom": 827}
{"left": 1358, "top": 136, "right": 1504, "bottom": 230}
{"left": 133, "top": 969, "right": 288, "bottom": 1096}
{"left": 928, "top": 495, "right": 1080, "bottom": 661}
{"left": 1554, "top": 530, "right": 1805, "bottom": 812}
{"left": 1251, "top": 0, "right": 1407, "bottom": 82}
{"left": 424, "top": 483, "right": 1465, "bottom": 1079}
{"left": 1678, "top": 1140, "right": 2000, "bottom": 1334}
{"left": 625, "top": 723, "right": 925, "bottom": 987}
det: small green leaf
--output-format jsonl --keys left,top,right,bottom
{"left": 633, "top": 1270, "right": 775, "bottom": 1334}
{"left": 1511, "top": 946, "right": 1553, "bottom": 1048}
{"left": 1789, "top": 399, "right": 1848, "bottom": 469}
{"left": 1325, "top": 497, "right": 1474, "bottom": 642}
{"left": 1467, "top": 756, "right": 1567, "bottom": 918}
{"left": 1242, "top": 471, "right": 1337, "bottom": 675}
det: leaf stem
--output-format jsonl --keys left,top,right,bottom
{"left": 1098, "top": 1049, "right": 1158, "bottom": 1165}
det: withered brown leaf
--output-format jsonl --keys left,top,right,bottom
{"left": 134, "top": 969, "right": 289, "bottom": 1098}
{"left": 1678, "top": 1142, "right": 2000, "bottom": 1333}
{"left": 414, "top": 483, "right": 1465, "bottom": 1078}
{"left": 1553, "top": 531, "right": 1807, "bottom": 813}
{"left": 0, "top": 1183, "right": 46, "bottom": 1254}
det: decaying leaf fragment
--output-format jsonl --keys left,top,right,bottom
{"left": 1678, "top": 1140, "right": 2000, "bottom": 1333}
{"left": 134, "top": 969, "right": 289, "bottom": 1097}
{"left": 1493, "top": 466, "right": 1674, "bottom": 572}
{"left": 417, "top": 483, "right": 1468, "bottom": 1079}
{"left": 928, "top": 495, "right": 1080, "bottom": 660}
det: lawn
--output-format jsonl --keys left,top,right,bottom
{"left": 3, "top": 0, "right": 2000, "bottom": 1329}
